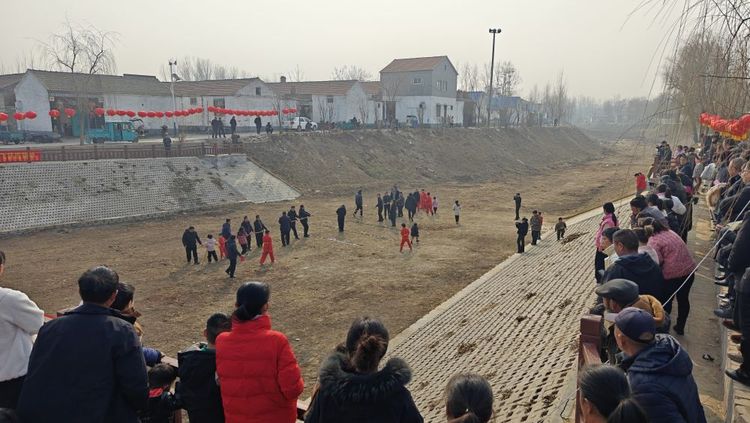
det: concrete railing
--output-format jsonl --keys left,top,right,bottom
{"left": 575, "top": 314, "right": 603, "bottom": 423}
{"left": 29, "top": 141, "right": 249, "bottom": 162}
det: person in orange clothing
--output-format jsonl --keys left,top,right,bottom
{"left": 218, "top": 235, "right": 227, "bottom": 260}
{"left": 420, "top": 189, "right": 428, "bottom": 212}
{"left": 425, "top": 192, "right": 433, "bottom": 215}
{"left": 260, "top": 230, "right": 275, "bottom": 266}
{"left": 399, "top": 223, "right": 412, "bottom": 252}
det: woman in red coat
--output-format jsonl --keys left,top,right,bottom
{"left": 216, "top": 282, "right": 304, "bottom": 423}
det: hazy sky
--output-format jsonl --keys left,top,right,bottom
{"left": 0, "top": 0, "right": 681, "bottom": 100}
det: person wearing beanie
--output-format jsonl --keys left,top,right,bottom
{"left": 614, "top": 308, "right": 706, "bottom": 422}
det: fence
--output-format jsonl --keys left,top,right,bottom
{"left": 10, "top": 141, "right": 250, "bottom": 163}
{"left": 575, "top": 314, "right": 603, "bottom": 422}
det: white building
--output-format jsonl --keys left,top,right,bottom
{"left": 379, "top": 56, "right": 459, "bottom": 127}
{"left": 266, "top": 79, "right": 377, "bottom": 125}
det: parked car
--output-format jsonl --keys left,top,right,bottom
{"left": 283, "top": 117, "right": 318, "bottom": 131}
{"left": 0, "top": 128, "right": 61, "bottom": 144}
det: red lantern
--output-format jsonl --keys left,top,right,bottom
{"left": 147, "top": 111, "right": 156, "bottom": 118}
{"left": 106, "top": 109, "right": 116, "bottom": 116}
{"left": 94, "top": 107, "right": 105, "bottom": 116}
{"left": 126, "top": 110, "right": 136, "bottom": 118}
{"left": 0, "top": 112, "right": 7, "bottom": 122}
{"left": 116, "top": 110, "right": 126, "bottom": 116}
{"left": 196, "top": 107, "right": 204, "bottom": 113}
{"left": 25, "top": 111, "right": 37, "bottom": 119}
{"left": 155, "top": 111, "right": 164, "bottom": 118}
{"left": 13, "top": 112, "right": 25, "bottom": 121}
{"left": 165, "top": 111, "right": 173, "bottom": 118}
{"left": 138, "top": 111, "right": 148, "bottom": 118}
{"left": 64, "top": 108, "right": 76, "bottom": 118}
{"left": 207, "top": 106, "right": 216, "bottom": 113}
{"left": 49, "top": 109, "right": 60, "bottom": 118}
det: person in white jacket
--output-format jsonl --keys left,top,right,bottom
{"left": 0, "top": 250, "right": 45, "bottom": 409}
{"left": 656, "top": 184, "right": 686, "bottom": 215}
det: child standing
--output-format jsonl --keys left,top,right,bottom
{"left": 139, "top": 364, "right": 180, "bottom": 423}
{"left": 410, "top": 222, "right": 420, "bottom": 244}
{"left": 205, "top": 234, "right": 219, "bottom": 263}
{"left": 218, "top": 235, "right": 227, "bottom": 260}
{"left": 260, "top": 230, "right": 275, "bottom": 266}
{"left": 237, "top": 228, "right": 249, "bottom": 255}
{"left": 453, "top": 200, "right": 461, "bottom": 224}
{"left": 400, "top": 223, "right": 413, "bottom": 252}
{"left": 432, "top": 196, "right": 438, "bottom": 215}
{"left": 555, "top": 218, "right": 567, "bottom": 241}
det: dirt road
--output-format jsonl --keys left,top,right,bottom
{"left": 0, "top": 142, "right": 648, "bottom": 395}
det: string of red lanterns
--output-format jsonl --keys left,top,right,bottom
{"left": 1, "top": 105, "right": 294, "bottom": 123}
{"left": 699, "top": 112, "right": 750, "bottom": 140}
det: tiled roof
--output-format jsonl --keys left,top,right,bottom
{"left": 267, "top": 80, "right": 357, "bottom": 97}
{"left": 360, "top": 81, "right": 382, "bottom": 96}
{"left": 380, "top": 56, "right": 452, "bottom": 73}
{"left": 0, "top": 73, "right": 24, "bottom": 90}
{"left": 27, "top": 69, "right": 173, "bottom": 96}
{"left": 172, "top": 78, "right": 261, "bottom": 97}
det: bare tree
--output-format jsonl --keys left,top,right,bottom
{"left": 552, "top": 70, "right": 568, "bottom": 124}
{"left": 331, "top": 65, "right": 372, "bottom": 81}
{"left": 193, "top": 57, "right": 214, "bottom": 81}
{"left": 289, "top": 65, "right": 305, "bottom": 82}
{"left": 382, "top": 77, "right": 404, "bottom": 125}
{"left": 357, "top": 95, "right": 370, "bottom": 125}
{"left": 41, "top": 20, "right": 117, "bottom": 144}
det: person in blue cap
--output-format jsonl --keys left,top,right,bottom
{"left": 614, "top": 307, "right": 706, "bottom": 423}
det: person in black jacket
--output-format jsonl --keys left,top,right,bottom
{"left": 241, "top": 216, "right": 253, "bottom": 236}
{"left": 229, "top": 116, "right": 237, "bottom": 135}
{"left": 514, "top": 193, "right": 522, "bottom": 220}
{"left": 396, "top": 193, "right": 404, "bottom": 217}
{"left": 253, "top": 215, "right": 267, "bottom": 248}
{"left": 299, "top": 205, "right": 312, "bottom": 237}
{"left": 383, "top": 192, "right": 391, "bottom": 220}
{"left": 182, "top": 226, "right": 202, "bottom": 265}
{"left": 177, "top": 313, "right": 232, "bottom": 423}
{"left": 354, "top": 190, "right": 364, "bottom": 218}
{"left": 288, "top": 206, "right": 300, "bottom": 240}
{"left": 17, "top": 266, "right": 148, "bottom": 423}
{"left": 726, "top": 210, "right": 750, "bottom": 385}
{"left": 376, "top": 194, "right": 384, "bottom": 222}
{"left": 304, "top": 317, "right": 423, "bottom": 423}
{"left": 278, "top": 211, "right": 292, "bottom": 246}
{"left": 515, "top": 218, "right": 529, "bottom": 253}
{"left": 225, "top": 236, "right": 239, "bottom": 278}
{"left": 254, "top": 116, "right": 262, "bottom": 134}
{"left": 389, "top": 201, "right": 398, "bottom": 227}
{"left": 602, "top": 229, "right": 666, "bottom": 302}
{"left": 139, "top": 364, "right": 180, "bottom": 423}
{"left": 336, "top": 205, "right": 347, "bottom": 232}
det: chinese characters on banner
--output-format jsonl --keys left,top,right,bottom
{"left": 0, "top": 150, "right": 42, "bottom": 163}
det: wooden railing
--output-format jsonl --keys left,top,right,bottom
{"left": 575, "top": 314, "right": 603, "bottom": 422}
{"left": 10, "top": 141, "right": 250, "bottom": 162}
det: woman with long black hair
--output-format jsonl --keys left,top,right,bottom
{"left": 578, "top": 365, "right": 647, "bottom": 423}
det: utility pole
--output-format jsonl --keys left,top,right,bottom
{"left": 169, "top": 59, "right": 179, "bottom": 136}
{"left": 488, "top": 28, "right": 501, "bottom": 127}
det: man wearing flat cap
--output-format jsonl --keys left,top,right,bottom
{"left": 596, "top": 278, "right": 668, "bottom": 332}
{"left": 614, "top": 307, "right": 706, "bottom": 423}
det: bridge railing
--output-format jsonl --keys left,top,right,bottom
{"left": 575, "top": 314, "right": 603, "bottom": 422}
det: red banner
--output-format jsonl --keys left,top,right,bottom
{"left": 0, "top": 150, "right": 42, "bottom": 163}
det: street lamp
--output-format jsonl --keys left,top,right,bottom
{"left": 168, "top": 59, "right": 180, "bottom": 136}
{"left": 487, "top": 28, "right": 501, "bottom": 127}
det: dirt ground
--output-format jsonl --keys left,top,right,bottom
{"left": 0, "top": 140, "right": 649, "bottom": 396}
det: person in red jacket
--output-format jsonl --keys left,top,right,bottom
{"left": 400, "top": 223, "right": 412, "bottom": 252}
{"left": 259, "top": 230, "right": 274, "bottom": 266}
{"left": 635, "top": 172, "right": 648, "bottom": 196}
{"left": 425, "top": 193, "right": 433, "bottom": 216}
{"left": 216, "top": 282, "right": 304, "bottom": 423}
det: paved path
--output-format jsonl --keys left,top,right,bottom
{"left": 384, "top": 206, "right": 621, "bottom": 422}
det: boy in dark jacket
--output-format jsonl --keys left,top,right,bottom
{"left": 410, "top": 222, "right": 419, "bottom": 244}
{"left": 177, "top": 313, "right": 232, "bottom": 423}
{"left": 515, "top": 218, "right": 529, "bottom": 253}
{"left": 601, "top": 229, "right": 666, "bottom": 303}
{"left": 139, "top": 364, "right": 180, "bottom": 423}
{"left": 253, "top": 215, "right": 267, "bottom": 248}
{"left": 555, "top": 217, "right": 566, "bottom": 241}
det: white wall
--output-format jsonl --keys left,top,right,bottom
{"left": 394, "top": 95, "right": 458, "bottom": 126}
{"left": 102, "top": 94, "right": 174, "bottom": 129}
{"left": 14, "top": 73, "right": 52, "bottom": 132}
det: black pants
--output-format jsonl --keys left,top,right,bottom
{"left": 281, "top": 230, "right": 290, "bottom": 246}
{"left": 207, "top": 251, "right": 218, "bottom": 263}
{"left": 515, "top": 204, "right": 521, "bottom": 220}
{"left": 338, "top": 217, "right": 345, "bottom": 232}
{"left": 557, "top": 230, "right": 565, "bottom": 240}
{"left": 301, "top": 220, "right": 310, "bottom": 237}
{"left": 255, "top": 232, "right": 263, "bottom": 248}
{"left": 377, "top": 207, "right": 383, "bottom": 222}
{"left": 256, "top": 125, "right": 261, "bottom": 134}
{"left": 211, "top": 128, "right": 217, "bottom": 138}
{"left": 185, "top": 246, "right": 198, "bottom": 264}
{"left": 384, "top": 204, "right": 390, "bottom": 219}
{"left": 517, "top": 234, "right": 525, "bottom": 253}
{"left": 663, "top": 274, "right": 695, "bottom": 332}
{"left": 455, "top": 215, "right": 459, "bottom": 224}
{"left": 739, "top": 292, "right": 750, "bottom": 373}
{"left": 398, "top": 205, "right": 403, "bottom": 217}
{"left": 531, "top": 230, "right": 540, "bottom": 245}
{"left": 226, "top": 257, "right": 237, "bottom": 277}
{"left": 594, "top": 250, "right": 607, "bottom": 283}
{"left": 231, "top": 126, "right": 236, "bottom": 134}
{"left": 290, "top": 222, "right": 299, "bottom": 239}
{"left": 390, "top": 215, "right": 397, "bottom": 227}
{"left": 0, "top": 375, "right": 24, "bottom": 409}
{"left": 240, "top": 244, "right": 248, "bottom": 255}
{"left": 407, "top": 209, "right": 414, "bottom": 221}
{"left": 219, "top": 127, "right": 226, "bottom": 138}
{"left": 354, "top": 205, "right": 363, "bottom": 217}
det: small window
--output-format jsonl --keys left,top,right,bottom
{"left": 189, "top": 97, "right": 197, "bottom": 105}
{"left": 255, "top": 87, "right": 262, "bottom": 96}
{"left": 212, "top": 98, "right": 225, "bottom": 108}
{"left": 327, "top": 96, "right": 334, "bottom": 104}
{"left": 413, "top": 77, "right": 422, "bottom": 85}
{"left": 436, "top": 104, "right": 441, "bottom": 117}
{"left": 450, "top": 105, "right": 453, "bottom": 110}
